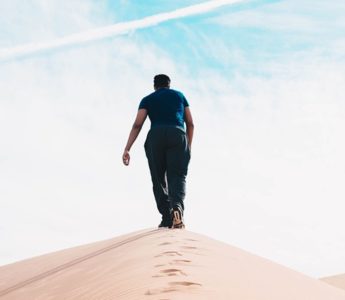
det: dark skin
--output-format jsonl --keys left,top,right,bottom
{"left": 122, "top": 85, "right": 194, "bottom": 166}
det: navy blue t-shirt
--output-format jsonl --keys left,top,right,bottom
{"left": 139, "top": 88, "right": 189, "bottom": 129}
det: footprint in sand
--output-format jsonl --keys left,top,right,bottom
{"left": 169, "top": 281, "right": 202, "bottom": 287}
{"left": 158, "top": 242, "right": 172, "bottom": 246}
{"left": 161, "top": 268, "right": 187, "bottom": 276}
{"left": 171, "top": 259, "right": 191, "bottom": 264}
{"left": 154, "top": 260, "right": 191, "bottom": 271}
{"left": 155, "top": 251, "right": 182, "bottom": 258}
{"left": 145, "top": 281, "right": 202, "bottom": 296}
{"left": 145, "top": 287, "right": 177, "bottom": 295}
{"left": 180, "top": 245, "right": 206, "bottom": 256}
{"left": 180, "top": 246, "right": 198, "bottom": 250}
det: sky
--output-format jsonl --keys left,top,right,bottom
{"left": 0, "top": 0, "right": 345, "bottom": 278}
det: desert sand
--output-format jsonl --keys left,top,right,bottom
{"left": 1, "top": 228, "right": 345, "bottom": 299}
{"left": 321, "top": 274, "right": 345, "bottom": 291}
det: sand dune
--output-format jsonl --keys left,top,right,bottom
{"left": 321, "top": 274, "right": 345, "bottom": 291}
{"left": 1, "top": 229, "right": 345, "bottom": 299}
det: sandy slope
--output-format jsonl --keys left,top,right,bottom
{"left": 1, "top": 229, "right": 345, "bottom": 300}
{"left": 321, "top": 274, "right": 345, "bottom": 291}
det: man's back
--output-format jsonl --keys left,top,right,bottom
{"left": 139, "top": 88, "right": 189, "bottom": 130}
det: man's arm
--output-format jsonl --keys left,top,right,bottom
{"left": 184, "top": 106, "right": 194, "bottom": 150}
{"left": 122, "top": 109, "right": 147, "bottom": 165}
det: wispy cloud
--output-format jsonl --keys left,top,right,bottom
{"left": 0, "top": 0, "right": 244, "bottom": 61}
{"left": 211, "top": 1, "right": 345, "bottom": 34}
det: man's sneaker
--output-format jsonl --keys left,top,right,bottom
{"left": 172, "top": 207, "right": 185, "bottom": 229}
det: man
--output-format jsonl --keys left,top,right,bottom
{"left": 122, "top": 74, "right": 194, "bottom": 229}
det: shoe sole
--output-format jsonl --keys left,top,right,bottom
{"left": 172, "top": 210, "right": 185, "bottom": 229}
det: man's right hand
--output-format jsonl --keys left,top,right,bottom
{"left": 122, "top": 150, "right": 130, "bottom": 166}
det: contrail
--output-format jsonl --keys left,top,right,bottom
{"left": 0, "top": 0, "right": 244, "bottom": 61}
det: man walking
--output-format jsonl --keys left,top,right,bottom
{"left": 122, "top": 74, "right": 194, "bottom": 229}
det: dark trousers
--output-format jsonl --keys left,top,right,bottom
{"left": 144, "top": 126, "right": 191, "bottom": 219}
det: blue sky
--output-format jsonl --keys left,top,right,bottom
{"left": 1, "top": 0, "right": 345, "bottom": 278}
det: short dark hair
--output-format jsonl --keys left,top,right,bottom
{"left": 154, "top": 74, "right": 170, "bottom": 88}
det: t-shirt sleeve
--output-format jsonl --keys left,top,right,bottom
{"left": 181, "top": 93, "right": 189, "bottom": 107}
{"left": 138, "top": 97, "right": 148, "bottom": 110}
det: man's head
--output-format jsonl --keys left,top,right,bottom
{"left": 154, "top": 74, "right": 170, "bottom": 90}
